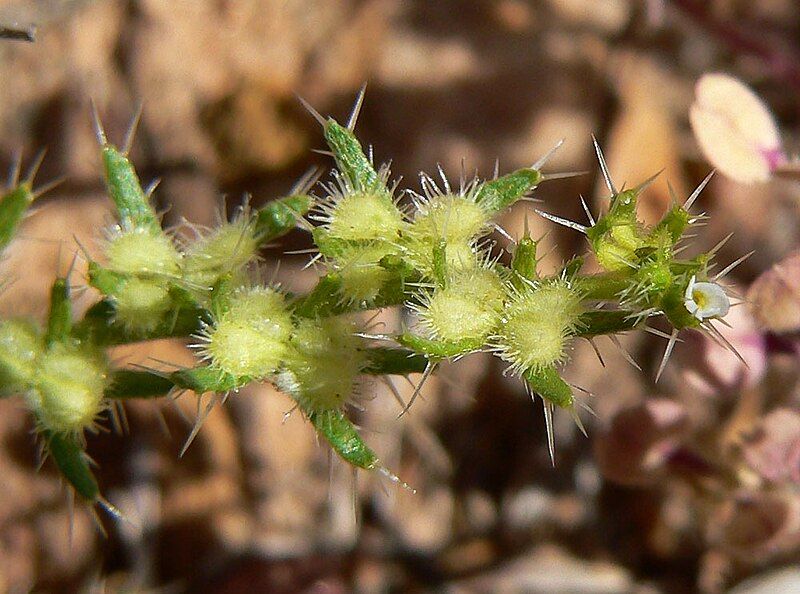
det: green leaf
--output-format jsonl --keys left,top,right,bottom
{"left": 102, "top": 145, "right": 161, "bottom": 233}
{"left": 0, "top": 183, "right": 34, "bottom": 252}
{"left": 170, "top": 366, "right": 242, "bottom": 394}
{"left": 254, "top": 193, "right": 313, "bottom": 243}
{"left": 475, "top": 168, "right": 541, "bottom": 214}
{"left": 73, "top": 298, "right": 210, "bottom": 346}
{"left": 396, "top": 332, "right": 482, "bottom": 359}
{"left": 525, "top": 366, "right": 573, "bottom": 409}
{"left": 324, "top": 120, "right": 382, "bottom": 192}
{"left": 45, "top": 278, "right": 72, "bottom": 347}
{"left": 511, "top": 236, "right": 539, "bottom": 284}
{"left": 309, "top": 409, "right": 378, "bottom": 470}
{"left": 576, "top": 310, "right": 640, "bottom": 337}
{"left": 46, "top": 431, "right": 99, "bottom": 502}
{"left": 105, "top": 369, "right": 177, "bottom": 399}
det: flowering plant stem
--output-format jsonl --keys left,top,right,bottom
{"left": 0, "top": 95, "right": 743, "bottom": 510}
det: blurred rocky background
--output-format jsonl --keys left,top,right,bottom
{"left": 0, "top": 0, "right": 799, "bottom": 592}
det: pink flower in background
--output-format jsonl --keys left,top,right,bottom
{"left": 747, "top": 250, "right": 800, "bottom": 333}
{"left": 741, "top": 408, "right": 800, "bottom": 485}
{"left": 690, "top": 73, "right": 786, "bottom": 184}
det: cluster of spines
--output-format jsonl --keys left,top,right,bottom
{"left": 541, "top": 139, "right": 743, "bottom": 382}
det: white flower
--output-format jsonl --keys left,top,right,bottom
{"left": 684, "top": 275, "right": 730, "bottom": 321}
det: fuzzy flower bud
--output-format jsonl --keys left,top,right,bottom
{"left": 113, "top": 277, "right": 176, "bottom": 333}
{"left": 25, "top": 343, "right": 109, "bottom": 435}
{"left": 105, "top": 226, "right": 182, "bottom": 276}
{"left": 587, "top": 189, "right": 645, "bottom": 271}
{"left": 415, "top": 266, "right": 505, "bottom": 345}
{"left": 276, "top": 317, "right": 366, "bottom": 413}
{"left": 183, "top": 216, "right": 261, "bottom": 289}
{"left": 200, "top": 286, "right": 293, "bottom": 381}
{"left": 492, "top": 280, "right": 582, "bottom": 376}
{"left": 412, "top": 192, "right": 489, "bottom": 246}
{"left": 326, "top": 189, "right": 405, "bottom": 243}
{"left": 0, "top": 319, "right": 43, "bottom": 392}
{"left": 334, "top": 243, "right": 395, "bottom": 305}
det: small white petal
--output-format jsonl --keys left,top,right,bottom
{"left": 684, "top": 275, "right": 697, "bottom": 301}
{"left": 685, "top": 279, "right": 731, "bottom": 321}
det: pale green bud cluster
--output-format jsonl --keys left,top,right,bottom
{"left": 0, "top": 319, "right": 42, "bottom": 394}
{"left": 103, "top": 226, "right": 183, "bottom": 333}
{"left": 582, "top": 172, "right": 730, "bottom": 332}
{"left": 101, "top": 210, "right": 262, "bottom": 333}
{"left": 415, "top": 266, "right": 505, "bottom": 345}
{"left": 312, "top": 169, "right": 406, "bottom": 307}
{"left": 403, "top": 185, "right": 492, "bottom": 275}
{"left": 182, "top": 214, "right": 261, "bottom": 289}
